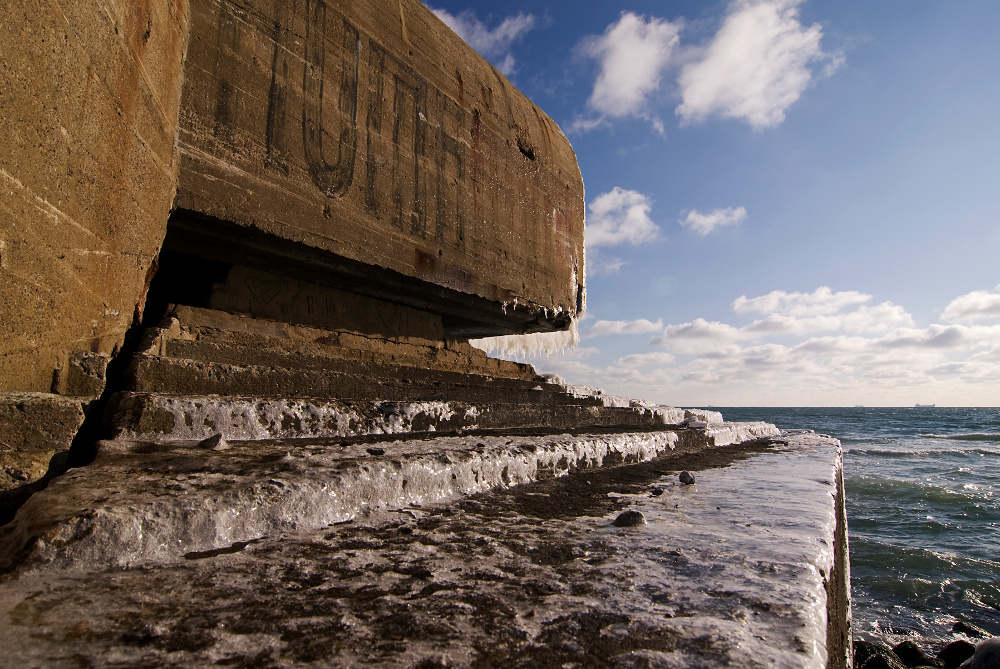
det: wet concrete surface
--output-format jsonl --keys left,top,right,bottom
{"left": 0, "top": 432, "right": 844, "bottom": 668}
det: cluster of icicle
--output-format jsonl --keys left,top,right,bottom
{"left": 469, "top": 318, "right": 579, "bottom": 358}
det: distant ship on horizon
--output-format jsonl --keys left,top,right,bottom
{"left": 914, "top": 403, "right": 936, "bottom": 408}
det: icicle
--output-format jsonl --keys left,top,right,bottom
{"left": 469, "top": 319, "right": 579, "bottom": 358}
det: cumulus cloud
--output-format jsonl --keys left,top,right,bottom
{"left": 589, "top": 256, "right": 628, "bottom": 276}
{"left": 431, "top": 8, "right": 535, "bottom": 76}
{"left": 741, "top": 302, "right": 913, "bottom": 336}
{"left": 586, "top": 188, "right": 661, "bottom": 248}
{"left": 732, "top": 286, "right": 870, "bottom": 317}
{"left": 942, "top": 285, "right": 1000, "bottom": 322}
{"left": 615, "top": 352, "right": 676, "bottom": 368}
{"left": 581, "top": 12, "right": 682, "bottom": 119}
{"left": 649, "top": 319, "right": 743, "bottom": 355}
{"left": 679, "top": 206, "right": 747, "bottom": 235}
{"left": 676, "top": 0, "right": 841, "bottom": 129}
{"left": 586, "top": 318, "right": 663, "bottom": 337}
{"left": 490, "top": 285, "right": 1000, "bottom": 406}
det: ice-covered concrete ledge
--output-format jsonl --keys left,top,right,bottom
{"left": 0, "top": 432, "right": 848, "bottom": 668}
{"left": 0, "top": 423, "right": 777, "bottom": 574}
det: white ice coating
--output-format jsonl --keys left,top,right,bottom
{"left": 112, "top": 395, "right": 474, "bottom": 441}
{"left": 570, "top": 433, "right": 843, "bottom": 668}
{"left": 0, "top": 430, "right": 687, "bottom": 572}
{"left": 469, "top": 318, "right": 579, "bottom": 357}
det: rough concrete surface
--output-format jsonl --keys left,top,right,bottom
{"left": 173, "top": 0, "right": 585, "bottom": 334}
{"left": 0, "top": 432, "right": 847, "bottom": 668}
{"left": 0, "top": 0, "right": 190, "bottom": 392}
{"left": 1, "top": 428, "right": 750, "bottom": 573}
{"left": 0, "top": 393, "right": 86, "bottom": 492}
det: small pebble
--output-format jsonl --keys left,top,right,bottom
{"left": 199, "top": 434, "right": 229, "bottom": 451}
{"left": 679, "top": 471, "right": 695, "bottom": 485}
{"left": 613, "top": 510, "right": 646, "bottom": 527}
{"left": 366, "top": 447, "right": 385, "bottom": 456}
{"left": 651, "top": 488, "right": 664, "bottom": 497}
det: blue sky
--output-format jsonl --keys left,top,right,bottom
{"left": 428, "top": 0, "right": 1000, "bottom": 407}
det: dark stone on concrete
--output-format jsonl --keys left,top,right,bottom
{"left": 939, "top": 640, "right": 977, "bottom": 669}
{"left": 613, "top": 510, "right": 646, "bottom": 527}
{"left": 894, "top": 641, "right": 940, "bottom": 667}
{"left": 679, "top": 471, "right": 695, "bottom": 485}
{"left": 198, "top": 434, "right": 229, "bottom": 451}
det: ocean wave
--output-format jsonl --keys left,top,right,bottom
{"left": 919, "top": 433, "right": 1000, "bottom": 442}
{"left": 846, "top": 476, "right": 998, "bottom": 519}
{"left": 851, "top": 536, "right": 1000, "bottom": 570}
{"left": 847, "top": 446, "right": 1000, "bottom": 458}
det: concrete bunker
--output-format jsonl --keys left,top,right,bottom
{"left": 1, "top": 0, "right": 585, "bottom": 496}
{"left": 0, "top": 3, "right": 851, "bottom": 666}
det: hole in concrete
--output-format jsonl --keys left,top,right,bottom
{"left": 516, "top": 137, "right": 535, "bottom": 161}
{"left": 142, "top": 248, "right": 233, "bottom": 324}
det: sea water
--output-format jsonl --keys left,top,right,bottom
{"left": 720, "top": 407, "right": 1000, "bottom": 648}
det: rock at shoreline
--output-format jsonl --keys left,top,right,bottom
{"left": 855, "top": 641, "right": 906, "bottom": 669}
{"left": 862, "top": 654, "right": 907, "bottom": 669}
{"left": 679, "top": 471, "right": 695, "bottom": 485}
{"left": 952, "top": 622, "right": 990, "bottom": 639}
{"left": 959, "top": 638, "right": 1000, "bottom": 669}
{"left": 893, "top": 640, "right": 943, "bottom": 668}
{"left": 939, "top": 640, "right": 976, "bottom": 669}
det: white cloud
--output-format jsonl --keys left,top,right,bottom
{"left": 586, "top": 187, "right": 661, "bottom": 248}
{"left": 490, "top": 286, "right": 1000, "bottom": 406}
{"left": 943, "top": 285, "right": 1000, "bottom": 322}
{"left": 742, "top": 302, "right": 913, "bottom": 335}
{"left": 587, "top": 318, "right": 663, "bottom": 337}
{"left": 679, "top": 206, "right": 747, "bottom": 235}
{"left": 649, "top": 318, "right": 743, "bottom": 355}
{"left": 589, "top": 256, "right": 628, "bottom": 276}
{"left": 431, "top": 9, "right": 535, "bottom": 76}
{"left": 676, "top": 0, "right": 840, "bottom": 129}
{"left": 732, "top": 286, "right": 870, "bottom": 317}
{"left": 615, "top": 352, "right": 676, "bottom": 368}
{"left": 581, "top": 12, "right": 682, "bottom": 119}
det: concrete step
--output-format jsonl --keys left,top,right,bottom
{"left": 159, "top": 338, "right": 564, "bottom": 396}
{"left": 106, "top": 392, "right": 690, "bottom": 441}
{"left": 0, "top": 424, "right": 781, "bottom": 574}
{"left": 125, "top": 354, "right": 608, "bottom": 407}
{"left": 161, "top": 305, "right": 543, "bottom": 382}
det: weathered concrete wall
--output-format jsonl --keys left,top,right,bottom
{"left": 0, "top": 0, "right": 191, "bottom": 392}
{"left": 0, "top": 0, "right": 585, "bottom": 491}
{"left": 0, "top": 0, "right": 585, "bottom": 394}
{"left": 172, "top": 0, "right": 585, "bottom": 336}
